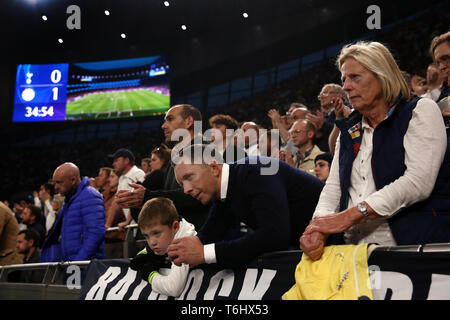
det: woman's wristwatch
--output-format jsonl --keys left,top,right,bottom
{"left": 357, "top": 202, "right": 370, "bottom": 222}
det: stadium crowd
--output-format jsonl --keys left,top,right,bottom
{"left": 0, "top": 5, "right": 449, "bottom": 298}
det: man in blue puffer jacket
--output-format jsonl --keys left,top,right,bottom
{"left": 41, "top": 162, "right": 105, "bottom": 262}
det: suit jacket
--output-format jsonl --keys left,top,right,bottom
{"left": 197, "top": 157, "right": 324, "bottom": 267}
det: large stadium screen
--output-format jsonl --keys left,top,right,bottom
{"left": 12, "top": 55, "right": 170, "bottom": 122}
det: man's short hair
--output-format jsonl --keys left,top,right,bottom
{"left": 178, "top": 104, "right": 202, "bottom": 122}
{"left": 304, "top": 119, "right": 317, "bottom": 133}
{"left": 208, "top": 114, "right": 239, "bottom": 130}
{"left": 294, "top": 119, "right": 317, "bottom": 137}
{"left": 138, "top": 197, "right": 179, "bottom": 228}
{"left": 321, "top": 83, "right": 349, "bottom": 103}
{"left": 429, "top": 30, "right": 450, "bottom": 61}
{"left": 28, "top": 205, "right": 41, "bottom": 221}
{"left": 41, "top": 183, "right": 55, "bottom": 197}
{"left": 18, "top": 229, "right": 41, "bottom": 247}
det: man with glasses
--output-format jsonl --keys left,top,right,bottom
{"left": 306, "top": 84, "right": 351, "bottom": 152}
{"left": 283, "top": 119, "right": 324, "bottom": 177}
{"left": 272, "top": 104, "right": 311, "bottom": 162}
{"left": 430, "top": 30, "right": 450, "bottom": 125}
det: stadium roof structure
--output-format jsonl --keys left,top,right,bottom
{"left": 72, "top": 56, "right": 163, "bottom": 71}
{"left": 3, "top": 0, "right": 443, "bottom": 85}
{"left": 0, "top": 0, "right": 446, "bottom": 131}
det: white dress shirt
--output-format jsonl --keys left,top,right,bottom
{"left": 421, "top": 87, "right": 442, "bottom": 102}
{"left": 313, "top": 98, "right": 447, "bottom": 245}
{"left": 246, "top": 143, "right": 261, "bottom": 157}
{"left": 203, "top": 163, "right": 230, "bottom": 264}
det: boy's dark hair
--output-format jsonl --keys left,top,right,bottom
{"left": 18, "top": 229, "right": 41, "bottom": 247}
{"left": 138, "top": 197, "right": 179, "bottom": 228}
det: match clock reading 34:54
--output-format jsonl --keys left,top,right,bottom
{"left": 13, "top": 63, "right": 69, "bottom": 122}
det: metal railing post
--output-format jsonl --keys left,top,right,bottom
{"left": 105, "top": 223, "right": 138, "bottom": 259}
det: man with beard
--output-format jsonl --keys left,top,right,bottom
{"left": 16, "top": 229, "right": 44, "bottom": 283}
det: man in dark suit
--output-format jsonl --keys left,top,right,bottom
{"left": 168, "top": 144, "right": 324, "bottom": 268}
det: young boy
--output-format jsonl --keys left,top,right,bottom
{"left": 129, "top": 197, "right": 196, "bottom": 297}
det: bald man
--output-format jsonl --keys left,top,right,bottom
{"left": 41, "top": 162, "right": 105, "bottom": 262}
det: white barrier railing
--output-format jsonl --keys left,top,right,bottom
{"left": 0, "top": 260, "right": 91, "bottom": 285}
{"left": 2, "top": 242, "right": 449, "bottom": 281}
{"left": 374, "top": 242, "right": 450, "bottom": 253}
{"left": 105, "top": 223, "right": 138, "bottom": 233}
{"left": 0, "top": 224, "right": 140, "bottom": 285}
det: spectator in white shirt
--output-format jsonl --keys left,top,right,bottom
{"left": 107, "top": 148, "right": 145, "bottom": 232}
{"left": 421, "top": 63, "right": 445, "bottom": 101}
{"left": 33, "top": 183, "right": 56, "bottom": 234}
{"left": 129, "top": 197, "right": 196, "bottom": 297}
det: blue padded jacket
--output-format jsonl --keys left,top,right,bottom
{"left": 41, "top": 177, "right": 105, "bottom": 262}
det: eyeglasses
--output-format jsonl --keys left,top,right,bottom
{"left": 317, "top": 92, "right": 339, "bottom": 100}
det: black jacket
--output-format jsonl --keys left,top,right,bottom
{"left": 197, "top": 157, "right": 324, "bottom": 268}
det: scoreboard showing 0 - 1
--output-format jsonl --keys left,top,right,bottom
{"left": 13, "top": 63, "right": 69, "bottom": 122}
{"left": 12, "top": 56, "right": 170, "bottom": 122}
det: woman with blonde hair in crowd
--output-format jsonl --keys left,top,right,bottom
{"left": 301, "top": 41, "right": 449, "bottom": 260}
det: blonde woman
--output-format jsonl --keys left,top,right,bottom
{"left": 301, "top": 41, "right": 448, "bottom": 260}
